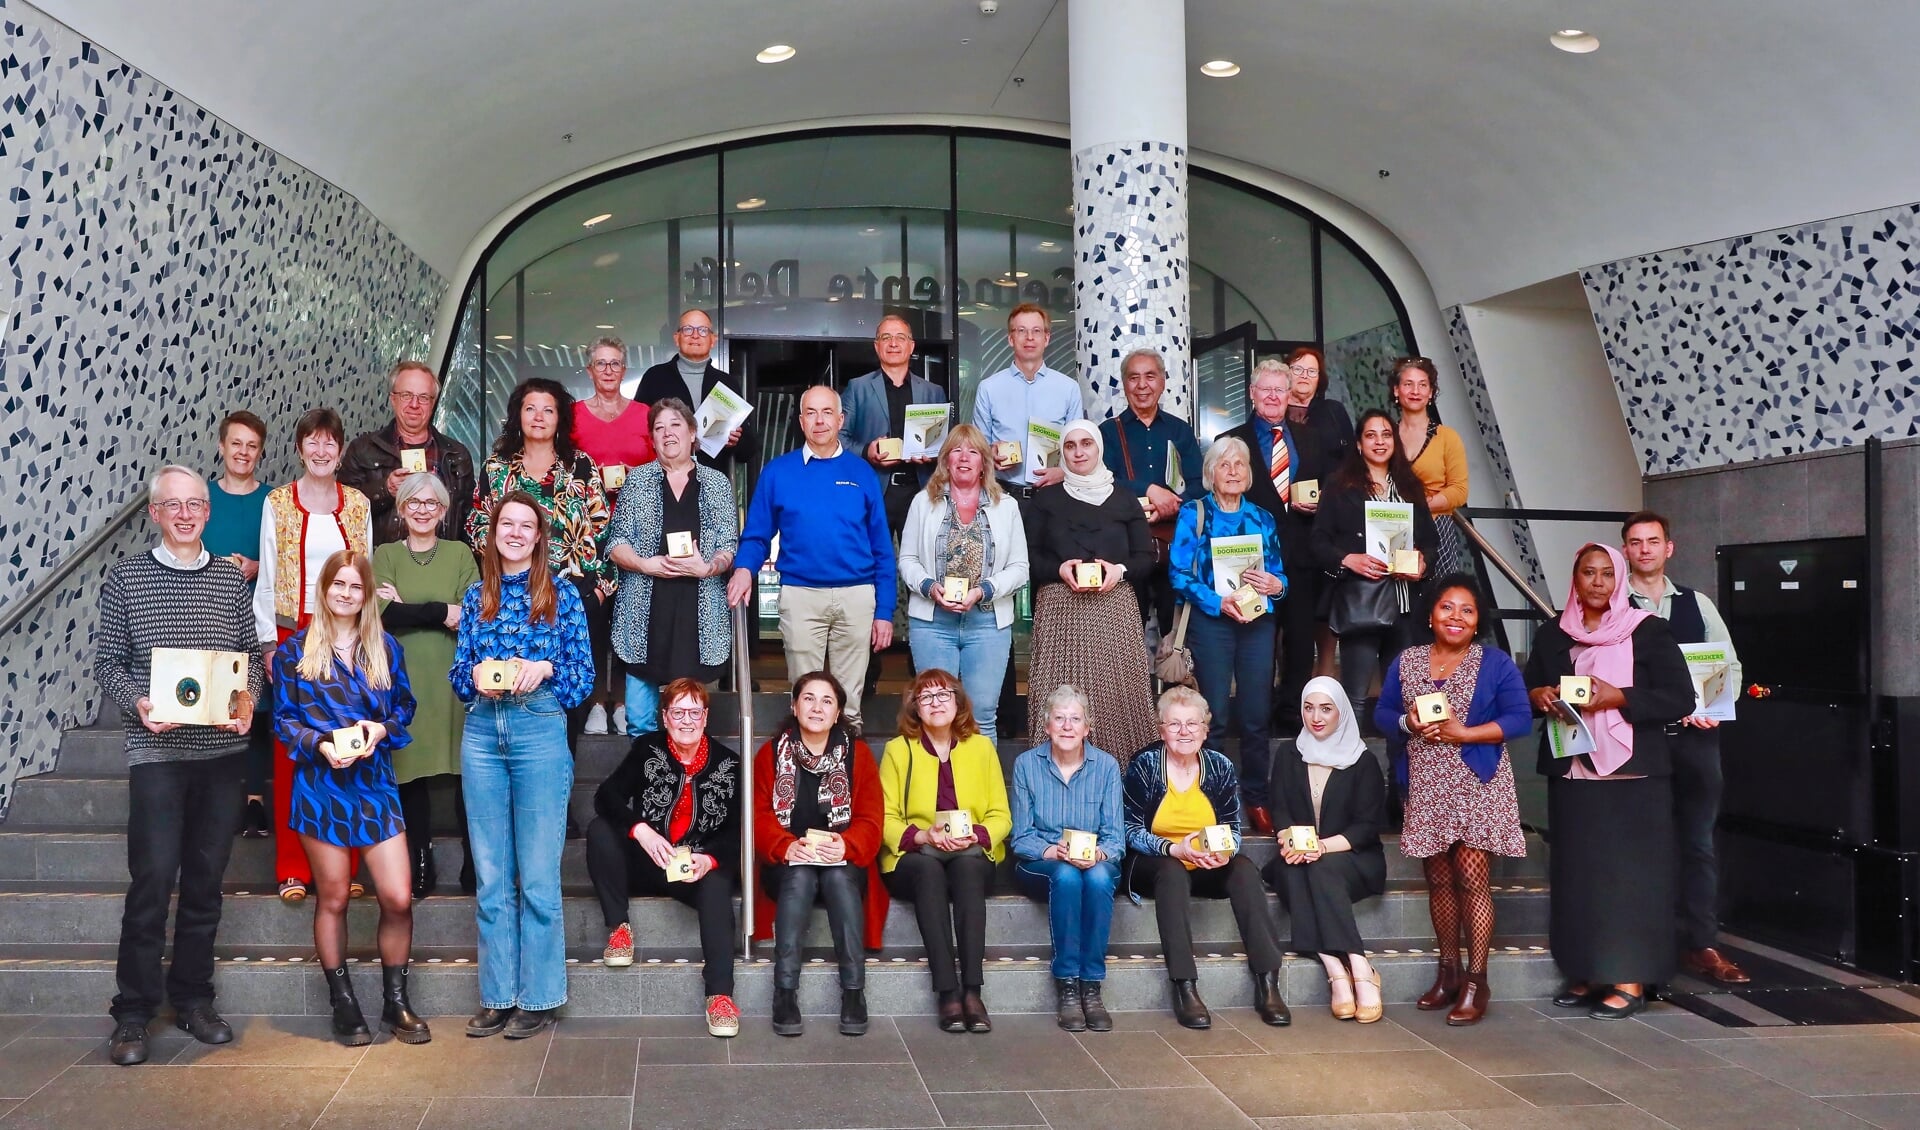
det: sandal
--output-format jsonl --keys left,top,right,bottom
{"left": 1353, "top": 966, "right": 1384, "bottom": 1024}
{"left": 278, "top": 879, "right": 308, "bottom": 904}
{"left": 348, "top": 881, "right": 367, "bottom": 900}
{"left": 1327, "top": 968, "right": 1356, "bottom": 1021}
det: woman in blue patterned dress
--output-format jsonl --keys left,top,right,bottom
{"left": 452, "top": 492, "right": 595, "bottom": 1040}
{"left": 273, "top": 550, "right": 426, "bottom": 1047}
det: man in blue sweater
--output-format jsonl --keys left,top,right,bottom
{"left": 728, "top": 385, "right": 896, "bottom": 730}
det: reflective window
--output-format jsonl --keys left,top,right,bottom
{"left": 1320, "top": 227, "right": 1407, "bottom": 416}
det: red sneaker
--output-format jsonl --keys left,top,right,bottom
{"left": 602, "top": 923, "right": 634, "bottom": 967}
{"left": 705, "top": 994, "right": 740, "bottom": 1038}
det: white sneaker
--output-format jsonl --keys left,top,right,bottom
{"left": 583, "top": 704, "right": 609, "bottom": 735}
{"left": 611, "top": 704, "right": 628, "bottom": 736}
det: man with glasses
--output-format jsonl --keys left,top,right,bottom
{"left": 340, "top": 360, "right": 477, "bottom": 545}
{"left": 636, "top": 308, "right": 752, "bottom": 474}
{"left": 1100, "top": 348, "right": 1203, "bottom": 637}
{"left": 94, "top": 465, "right": 266, "bottom": 1065}
{"left": 840, "top": 313, "right": 946, "bottom": 532}
{"left": 971, "top": 303, "right": 1084, "bottom": 499}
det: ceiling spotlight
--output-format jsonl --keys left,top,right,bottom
{"left": 1550, "top": 29, "right": 1598, "bottom": 53}
{"left": 1037, "top": 240, "right": 1060, "bottom": 251}
{"left": 735, "top": 197, "right": 767, "bottom": 210}
{"left": 756, "top": 44, "right": 796, "bottom": 63}
{"left": 595, "top": 324, "right": 616, "bottom": 330}
{"left": 493, "top": 335, "right": 514, "bottom": 341}
{"left": 592, "top": 252, "right": 620, "bottom": 267}
{"left": 582, "top": 213, "right": 612, "bottom": 227}
{"left": 1200, "top": 60, "right": 1240, "bottom": 78}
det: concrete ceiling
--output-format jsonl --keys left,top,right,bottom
{"left": 30, "top": 0, "right": 1920, "bottom": 306}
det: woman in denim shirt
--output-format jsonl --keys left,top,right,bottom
{"left": 451, "top": 492, "right": 594, "bottom": 1039}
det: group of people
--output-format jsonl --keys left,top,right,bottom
{"left": 93, "top": 305, "right": 1748, "bottom": 1065}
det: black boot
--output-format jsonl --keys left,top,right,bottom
{"left": 1054, "top": 978, "right": 1085, "bottom": 1032}
{"left": 1171, "top": 979, "right": 1211, "bottom": 1030}
{"left": 325, "top": 966, "right": 371, "bottom": 1047}
{"left": 1079, "top": 980, "right": 1112, "bottom": 1032}
{"left": 381, "top": 964, "right": 432, "bottom": 1044}
{"left": 839, "top": 988, "right": 869, "bottom": 1036}
{"left": 771, "top": 988, "right": 803, "bottom": 1036}
{"left": 410, "top": 841, "right": 437, "bottom": 902}
{"left": 1251, "top": 969, "right": 1291, "bottom": 1027}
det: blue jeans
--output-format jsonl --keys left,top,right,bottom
{"left": 463, "top": 688, "right": 573, "bottom": 1011}
{"left": 622, "top": 675, "right": 661, "bottom": 736}
{"left": 1188, "top": 608, "right": 1278, "bottom": 806}
{"left": 908, "top": 606, "right": 1013, "bottom": 742}
{"left": 1013, "top": 858, "right": 1120, "bottom": 981}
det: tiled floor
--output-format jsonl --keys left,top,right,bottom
{"left": 3, "top": 1005, "right": 1920, "bottom": 1129}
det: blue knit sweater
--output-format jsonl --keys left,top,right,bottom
{"left": 735, "top": 447, "right": 897, "bottom": 618}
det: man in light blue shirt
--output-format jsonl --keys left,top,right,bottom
{"left": 970, "top": 303, "right": 1085, "bottom": 495}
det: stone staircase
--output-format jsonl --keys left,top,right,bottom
{"left": 0, "top": 696, "right": 1557, "bottom": 1017}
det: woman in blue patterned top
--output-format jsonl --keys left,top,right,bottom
{"left": 451, "top": 492, "right": 594, "bottom": 1040}
{"left": 272, "top": 550, "right": 426, "bottom": 1048}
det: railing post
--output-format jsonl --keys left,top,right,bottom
{"left": 732, "top": 603, "right": 756, "bottom": 956}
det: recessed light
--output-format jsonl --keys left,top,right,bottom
{"left": 582, "top": 213, "right": 612, "bottom": 227}
{"left": 1036, "top": 240, "right": 1060, "bottom": 251}
{"left": 592, "top": 252, "right": 620, "bottom": 267}
{"left": 993, "top": 277, "right": 1019, "bottom": 288}
{"left": 1550, "top": 29, "right": 1598, "bottom": 53}
{"left": 736, "top": 197, "right": 767, "bottom": 210}
{"left": 756, "top": 44, "right": 796, "bottom": 63}
{"left": 493, "top": 335, "right": 514, "bottom": 341}
{"left": 1200, "top": 60, "right": 1240, "bottom": 78}
{"left": 595, "top": 324, "right": 616, "bottom": 330}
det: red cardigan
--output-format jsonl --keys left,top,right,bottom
{"left": 750, "top": 737, "right": 889, "bottom": 951}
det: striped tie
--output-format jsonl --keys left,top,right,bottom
{"left": 1269, "top": 433, "right": 1291, "bottom": 503}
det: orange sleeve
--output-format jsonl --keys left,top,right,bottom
{"left": 1439, "top": 428, "right": 1470, "bottom": 510}
{"left": 839, "top": 740, "right": 885, "bottom": 868}
{"left": 751, "top": 741, "right": 798, "bottom": 865}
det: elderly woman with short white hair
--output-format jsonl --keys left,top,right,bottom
{"left": 1166, "top": 436, "right": 1288, "bottom": 834}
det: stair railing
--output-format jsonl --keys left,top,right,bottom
{"left": 732, "top": 602, "right": 757, "bottom": 955}
{"left": 0, "top": 495, "right": 149, "bottom": 640}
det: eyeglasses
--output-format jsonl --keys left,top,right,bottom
{"left": 876, "top": 334, "right": 913, "bottom": 345}
{"left": 589, "top": 359, "right": 626, "bottom": 371}
{"left": 393, "top": 392, "right": 435, "bottom": 405}
{"left": 666, "top": 707, "right": 707, "bottom": 721}
{"left": 153, "top": 498, "right": 209, "bottom": 516}
{"left": 1009, "top": 328, "right": 1048, "bottom": 339}
{"left": 401, "top": 498, "right": 444, "bottom": 512}
{"left": 677, "top": 325, "right": 714, "bottom": 338}
{"left": 1162, "top": 719, "right": 1205, "bottom": 733}
{"left": 916, "top": 689, "right": 955, "bottom": 705}
{"left": 1289, "top": 365, "right": 1320, "bottom": 377}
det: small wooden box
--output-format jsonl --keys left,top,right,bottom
{"left": 475, "top": 659, "right": 520, "bottom": 692}
{"left": 1228, "top": 583, "right": 1266, "bottom": 619}
{"left": 1062, "top": 829, "right": 1099, "bottom": 863}
{"left": 941, "top": 576, "right": 971, "bottom": 604}
{"left": 330, "top": 725, "right": 368, "bottom": 761}
{"left": 934, "top": 809, "right": 974, "bottom": 840}
{"left": 804, "top": 828, "right": 837, "bottom": 846}
{"left": 600, "top": 463, "right": 627, "bottom": 491}
{"left": 1293, "top": 478, "right": 1320, "bottom": 506}
{"left": 399, "top": 448, "right": 429, "bottom": 474}
{"left": 1073, "top": 562, "right": 1104, "bottom": 589}
{"left": 992, "top": 441, "right": 1022, "bottom": 467}
{"left": 1560, "top": 675, "right": 1593, "bottom": 706}
{"left": 874, "top": 438, "right": 903, "bottom": 461}
{"left": 665, "top": 846, "right": 697, "bottom": 883}
{"left": 1392, "top": 548, "right": 1422, "bottom": 576}
{"left": 1201, "top": 824, "right": 1236, "bottom": 853}
{"left": 1413, "top": 691, "right": 1452, "bottom": 724}
{"left": 1139, "top": 495, "right": 1156, "bottom": 517}
{"left": 1284, "top": 825, "right": 1321, "bottom": 854}
{"left": 666, "top": 531, "right": 697, "bottom": 558}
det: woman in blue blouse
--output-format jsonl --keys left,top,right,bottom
{"left": 272, "top": 550, "right": 424, "bottom": 1047}
{"left": 1008, "top": 685, "right": 1126, "bottom": 1033}
{"left": 1167, "top": 436, "right": 1287, "bottom": 832}
{"left": 1375, "top": 576, "right": 1530, "bottom": 1026}
{"left": 451, "top": 492, "right": 595, "bottom": 1040}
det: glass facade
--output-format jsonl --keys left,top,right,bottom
{"left": 436, "top": 127, "right": 1413, "bottom": 467}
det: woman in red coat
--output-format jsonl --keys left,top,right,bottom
{"left": 752, "top": 670, "right": 886, "bottom": 1037}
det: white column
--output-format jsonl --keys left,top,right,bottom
{"left": 1068, "top": 0, "right": 1192, "bottom": 421}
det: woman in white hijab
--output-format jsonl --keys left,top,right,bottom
{"left": 1263, "top": 677, "right": 1389, "bottom": 1022}
{"left": 1021, "top": 420, "right": 1158, "bottom": 762}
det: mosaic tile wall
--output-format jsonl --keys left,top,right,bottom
{"left": 1443, "top": 305, "right": 1547, "bottom": 593}
{"left": 0, "top": 0, "right": 446, "bottom": 817}
{"left": 1072, "top": 141, "right": 1190, "bottom": 420}
{"left": 1324, "top": 320, "right": 1406, "bottom": 419}
{"left": 1583, "top": 200, "right": 1920, "bottom": 474}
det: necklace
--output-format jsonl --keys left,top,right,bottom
{"left": 407, "top": 541, "right": 439, "bottom": 567}
{"left": 1430, "top": 646, "right": 1466, "bottom": 680}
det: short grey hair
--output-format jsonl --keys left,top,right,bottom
{"left": 394, "top": 471, "right": 450, "bottom": 510}
{"left": 1120, "top": 347, "right": 1167, "bottom": 378}
{"left": 652, "top": 396, "right": 696, "bottom": 432}
{"left": 1043, "top": 684, "right": 1092, "bottom": 725}
{"left": 1156, "top": 685, "right": 1211, "bottom": 725}
{"left": 588, "top": 336, "right": 626, "bottom": 358}
{"left": 1251, "top": 357, "right": 1290, "bottom": 388}
{"left": 148, "top": 464, "right": 207, "bottom": 502}
{"left": 389, "top": 360, "right": 439, "bottom": 393}
{"left": 1201, "top": 435, "right": 1252, "bottom": 492}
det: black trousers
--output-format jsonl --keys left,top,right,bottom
{"left": 765, "top": 862, "right": 867, "bottom": 991}
{"left": 584, "top": 817, "right": 735, "bottom": 996}
{"left": 400, "top": 776, "right": 470, "bottom": 869}
{"left": 1263, "top": 853, "right": 1369, "bottom": 957}
{"left": 1133, "top": 554, "right": 1178, "bottom": 636}
{"left": 1129, "top": 853, "right": 1282, "bottom": 980}
{"left": 567, "top": 575, "right": 611, "bottom": 754}
{"left": 882, "top": 851, "right": 994, "bottom": 992}
{"left": 1670, "top": 727, "right": 1724, "bottom": 950}
{"left": 113, "top": 753, "right": 245, "bottom": 1022}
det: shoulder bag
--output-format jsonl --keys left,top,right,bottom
{"left": 1113, "top": 417, "right": 1175, "bottom": 562}
{"left": 1153, "top": 501, "right": 1202, "bottom": 687}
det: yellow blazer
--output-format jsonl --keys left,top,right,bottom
{"left": 879, "top": 733, "right": 1012, "bottom": 872}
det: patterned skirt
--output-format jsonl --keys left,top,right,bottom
{"left": 1433, "top": 512, "right": 1471, "bottom": 579}
{"left": 1027, "top": 584, "right": 1158, "bottom": 767}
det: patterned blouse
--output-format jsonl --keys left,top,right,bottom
{"left": 449, "top": 569, "right": 596, "bottom": 708}
{"left": 271, "top": 631, "right": 416, "bottom": 849}
{"left": 467, "top": 451, "right": 614, "bottom": 598}
{"left": 604, "top": 461, "right": 739, "bottom": 669}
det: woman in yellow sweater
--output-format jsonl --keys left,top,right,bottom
{"left": 881, "top": 669, "right": 1012, "bottom": 1033}
{"left": 1392, "top": 357, "right": 1471, "bottom": 577}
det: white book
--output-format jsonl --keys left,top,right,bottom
{"left": 902, "top": 403, "right": 952, "bottom": 460}
{"left": 1363, "top": 501, "right": 1415, "bottom": 563}
{"left": 1679, "top": 642, "right": 1738, "bottom": 722}
{"left": 694, "top": 384, "right": 754, "bottom": 458}
{"left": 1210, "top": 534, "right": 1266, "bottom": 608}
{"left": 1025, "top": 420, "right": 1063, "bottom": 478}
{"left": 1164, "top": 441, "right": 1186, "bottom": 495}
{"left": 1544, "top": 699, "right": 1599, "bottom": 760}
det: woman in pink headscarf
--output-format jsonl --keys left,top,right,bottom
{"left": 1524, "top": 543, "right": 1694, "bottom": 1020}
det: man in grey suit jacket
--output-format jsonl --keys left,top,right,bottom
{"left": 839, "top": 313, "right": 947, "bottom": 533}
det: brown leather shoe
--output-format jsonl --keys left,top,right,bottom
{"left": 1245, "top": 805, "right": 1275, "bottom": 837}
{"left": 1683, "top": 947, "right": 1751, "bottom": 985}
{"left": 1415, "top": 959, "right": 1462, "bottom": 1011}
{"left": 1446, "top": 970, "right": 1489, "bottom": 1026}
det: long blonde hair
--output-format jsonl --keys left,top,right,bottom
{"left": 297, "top": 551, "right": 393, "bottom": 689}
{"left": 925, "top": 423, "right": 1003, "bottom": 504}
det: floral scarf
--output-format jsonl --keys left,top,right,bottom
{"left": 771, "top": 722, "right": 853, "bottom": 830}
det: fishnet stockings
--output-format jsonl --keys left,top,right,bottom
{"left": 1422, "top": 843, "right": 1496, "bottom": 974}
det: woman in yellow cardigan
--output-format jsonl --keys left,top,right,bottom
{"left": 881, "top": 668, "right": 1012, "bottom": 1034}
{"left": 1392, "top": 357, "right": 1471, "bottom": 576}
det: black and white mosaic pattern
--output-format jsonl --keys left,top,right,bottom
{"left": 1324, "top": 321, "right": 1405, "bottom": 419}
{"left": 1444, "top": 305, "right": 1547, "bottom": 593}
{"left": 1073, "top": 141, "right": 1190, "bottom": 420}
{"left": 0, "top": 0, "right": 445, "bottom": 816}
{"left": 1583, "top": 200, "right": 1920, "bottom": 474}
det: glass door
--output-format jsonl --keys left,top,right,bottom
{"left": 1192, "top": 321, "right": 1258, "bottom": 443}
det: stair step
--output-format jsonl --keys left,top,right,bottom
{"left": 0, "top": 941, "right": 1560, "bottom": 1017}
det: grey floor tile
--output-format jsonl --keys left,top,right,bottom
{"left": 1603, "top": 1065, "right": 1877, "bottom": 1129}
{"left": 637, "top": 1036, "right": 728, "bottom": 1064}
{"left": 167, "top": 1015, "right": 370, "bottom": 1066}
{"left": 1386, "top": 1007, "right": 1648, "bottom": 1081}
{"left": 1194, "top": 1051, "right": 1523, "bottom": 1119}
{"left": 1096, "top": 1008, "right": 1264, "bottom": 1055}
{"left": 1628, "top": 1006, "right": 1756, "bottom": 1041}
{"left": 1448, "top": 1110, "right": 1673, "bottom": 1130}
{"left": 723, "top": 1016, "right": 911, "bottom": 1064}
{"left": 559, "top": 1015, "right": 711, "bottom": 1038}
{"left": 1824, "top": 1094, "right": 1920, "bottom": 1130}
{"left": 0, "top": 1039, "right": 95, "bottom": 1098}
{"left": 536, "top": 1037, "right": 637, "bottom": 1096}
{"left": 1488, "top": 1073, "right": 1622, "bottom": 1106}
{"left": 0, "top": 1065, "right": 348, "bottom": 1129}
{"left": 310, "top": 1097, "right": 434, "bottom": 1130}
{"left": 1220, "top": 1006, "right": 1432, "bottom": 1054}
{"left": 1028, "top": 1086, "right": 1258, "bottom": 1130}
{"left": 1559, "top": 1014, "right": 1734, "bottom": 1069}
{"left": 0, "top": 1101, "right": 16, "bottom": 1122}
{"left": 931, "top": 1090, "right": 1045, "bottom": 1127}
{"left": 631, "top": 1063, "right": 939, "bottom": 1129}
{"left": 0, "top": 1017, "right": 45, "bottom": 1050}
{"left": 901, "top": 1013, "right": 1110, "bottom": 1092}
{"left": 1072, "top": 1030, "right": 1206, "bottom": 1087}
{"left": 337, "top": 1026, "right": 552, "bottom": 1097}
{"left": 1691, "top": 1031, "right": 1920, "bottom": 1097}
{"left": 417, "top": 1096, "right": 633, "bottom": 1130}
{"left": 1254, "top": 1117, "right": 1466, "bottom": 1130}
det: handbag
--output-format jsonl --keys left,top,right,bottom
{"left": 1328, "top": 575, "right": 1400, "bottom": 634}
{"left": 1113, "top": 416, "right": 1175, "bottom": 561}
{"left": 1153, "top": 502, "right": 1200, "bottom": 687}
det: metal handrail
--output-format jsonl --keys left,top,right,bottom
{"left": 1451, "top": 513, "right": 1556, "bottom": 619}
{"left": 0, "top": 495, "right": 149, "bottom": 639}
{"left": 732, "top": 603, "right": 757, "bottom": 956}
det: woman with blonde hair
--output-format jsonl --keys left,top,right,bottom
{"left": 272, "top": 550, "right": 424, "bottom": 1046}
{"left": 898, "top": 423, "right": 1029, "bottom": 742}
